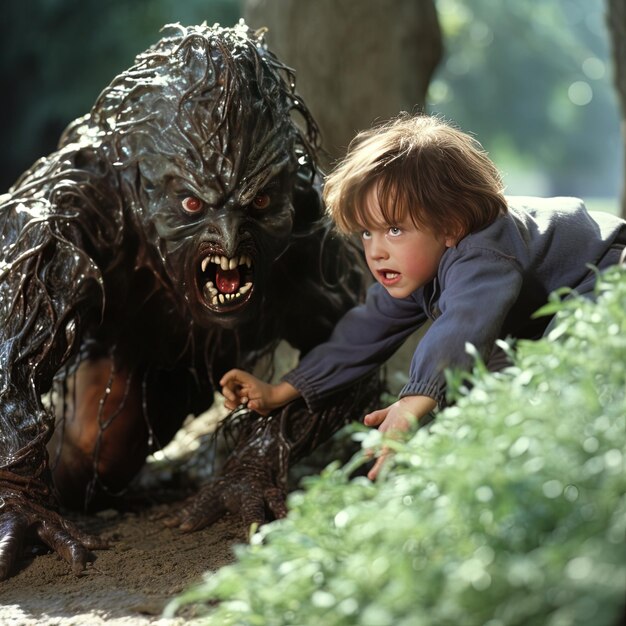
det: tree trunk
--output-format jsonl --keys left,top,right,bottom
{"left": 607, "top": 0, "right": 626, "bottom": 218}
{"left": 243, "top": 0, "right": 443, "bottom": 169}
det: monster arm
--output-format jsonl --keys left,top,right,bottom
{"left": 0, "top": 221, "right": 107, "bottom": 577}
{"left": 0, "top": 151, "right": 122, "bottom": 579}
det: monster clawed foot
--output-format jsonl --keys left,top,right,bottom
{"left": 0, "top": 494, "right": 109, "bottom": 580}
{"left": 161, "top": 467, "right": 287, "bottom": 533}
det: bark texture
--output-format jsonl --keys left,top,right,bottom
{"left": 243, "top": 0, "right": 443, "bottom": 169}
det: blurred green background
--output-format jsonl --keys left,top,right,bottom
{"left": 0, "top": 0, "right": 621, "bottom": 215}
{"left": 431, "top": 0, "right": 621, "bottom": 215}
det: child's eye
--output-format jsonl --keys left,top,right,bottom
{"left": 361, "top": 230, "right": 372, "bottom": 240}
{"left": 388, "top": 226, "right": 402, "bottom": 236}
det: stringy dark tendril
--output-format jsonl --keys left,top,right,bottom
{"left": 0, "top": 466, "right": 52, "bottom": 505}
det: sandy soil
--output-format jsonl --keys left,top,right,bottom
{"left": 0, "top": 507, "right": 245, "bottom": 625}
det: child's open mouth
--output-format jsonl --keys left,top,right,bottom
{"left": 378, "top": 270, "right": 401, "bottom": 286}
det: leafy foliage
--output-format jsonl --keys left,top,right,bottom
{"left": 168, "top": 268, "right": 626, "bottom": 625}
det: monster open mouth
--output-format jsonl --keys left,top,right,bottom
{"left": 197, "top": 251, "right": 255, "bottom": 312}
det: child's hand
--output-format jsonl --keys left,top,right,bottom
{"left": 219, "top": 371, "right": 301, "bottom": 416}
{"left": 363, "top": 395, "right": 436, "bottom": 480}
{"left": 220, "top": 369, "right": 273, "bottom": 415}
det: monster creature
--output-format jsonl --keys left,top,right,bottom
{"left": 0, "top": 22, "right": 379, "bottom": 580}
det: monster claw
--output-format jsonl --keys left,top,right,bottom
{"left": 178, "top": 500, "right": 228, "bottom": 533}
{"left": 37, "top": 521, "right": 90, "bottom": 575}
{"left": 178, "top": 519, "right": 199, "bottom": 533}
{"left": 161, "top": 515, "right": 182, "bottom": 529}
{"left": 0, "top": 513, "right": 25, "bottom": 581}
{"left": 265, "top": 487, "right": 287, "bottom": 520}
{"left": 61, "top": 519, "right": 110, "bottom": 551}
{"left": 69, "top": 543, "right": 94, "bottom": 576}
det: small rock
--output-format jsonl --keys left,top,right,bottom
{"left": 95, "top": 508, "right": 120, "bottom": 520}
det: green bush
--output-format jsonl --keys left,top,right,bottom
{"left": 167, "top": 267, "right": 626, "bottom": 625}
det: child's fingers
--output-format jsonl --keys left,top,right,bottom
{"left": 221, "top": 384, "right": 238, "bottom": 403}
{"left": 363, "top": 408, "right": 388, "bottom": 427}
{"left": 219, "top": 368, "right": 247, "bottom": 387}
{"left": 219, "top": 371, "right": 234, "bottom": 387}
{"left": 367, "top": 457, "right": 384, "bottom": 480}
{"left": 224, "top": 393, "right": 252, "bottom": 411}
{"left": 247, "top": 400, "right": 270, "bottom": 416}
{"left": 367, "top": 447, "right": 391, "bottom": 480}
{"left": 221, "top": 380, "right": 253, "bottom": 410}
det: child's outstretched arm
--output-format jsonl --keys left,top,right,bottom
{"left": 364, "top": 394, "right": 437, "bottom": 480}
{"left": 220, "top": 369, "right": 300, "bottom": 416}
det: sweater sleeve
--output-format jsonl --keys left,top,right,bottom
{"left": 400, "top": 245, "right": 524, "bottom": 407}
{"left": 283, "top": 282, "right": 427, "bottom": 411}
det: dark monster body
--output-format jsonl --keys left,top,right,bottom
{"left": 0, "top": 23, "right": 378, "bottom": 579}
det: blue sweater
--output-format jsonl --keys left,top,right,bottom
{"left": 283, "top": 196, "right": 626, "bottom": 410}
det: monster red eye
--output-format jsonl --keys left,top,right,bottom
{"left": 252, "top": 193, "right": 271, "bottom": 211}
{"left": 182, "top": 196, "right": 203, "bottom": 213}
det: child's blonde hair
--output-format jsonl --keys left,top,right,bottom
{"left": 323, "top": 113, "right": 507, "bottom": 240}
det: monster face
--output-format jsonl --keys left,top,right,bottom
{"left": 139, "top": 154, "right": 296, "bottom": 327}
{"left": 187, "top": 179, "right": 294, "bottom": 318}
{"left": 93, "top": 22, "right": 317, "bottom": 329}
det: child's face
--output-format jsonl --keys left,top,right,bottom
{"left": 359, "top": 189, "right": 454, "bottom": 298}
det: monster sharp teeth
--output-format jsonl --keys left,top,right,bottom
{"left": 239, "top": 282, "right": 252, "bottom": 294}
{"left": 211, "top": 295, "right": 218, "bottom": 305}
{"left": 208, "top": 254, "right": 252, "bottom": 270}
{"left": 207, "top": 254, "right": 252, "bottom": 274}
{"left": 204, "top": 282, "right": 218, "bottom": 299}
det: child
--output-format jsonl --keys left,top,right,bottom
{"left": 221, "top": 113, "right": 626, "bottom": 479}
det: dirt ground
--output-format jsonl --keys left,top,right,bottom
{"left": 0, "top": 508, "right": 245, "bottom": 625}
{"left": 0, "top": 341, "right": 412, "bottom": 625}
{"left": 0, "top": 403, "right": 248, "bottom": 626}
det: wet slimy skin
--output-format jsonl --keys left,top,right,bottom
{"left": 0, "top": 23, "right": 378, "bottom": 579}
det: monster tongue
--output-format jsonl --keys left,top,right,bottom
{"left": 216, "top": 267, "right": 241, "bottom": 294}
